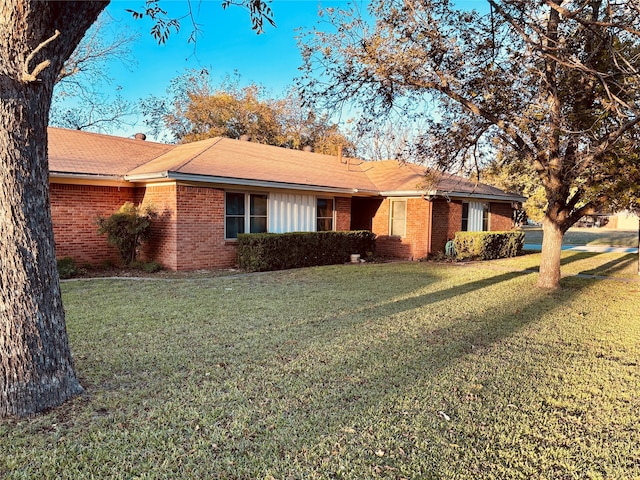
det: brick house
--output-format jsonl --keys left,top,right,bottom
{"left": 48, "top": 127, "right": 525, "bottom": 270}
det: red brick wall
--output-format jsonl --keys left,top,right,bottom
{"left": 139, "top": 184, "right": 237, "bottom": 271}
{"left": 490, "top": 202, "right": 515, "bottom": 231}
{"left": 431, "top": 200, "right": 463, "bottom": 253}
{"left": 405, "top": 197, "right": 431, "bottom": 259}
{"left": 51, "top": 182, "right": 519, "bottom": 271}
{"left": 138, "top": 184, "right": 178, "bottom": 269}
{"left": 370, "top": 198, "right": 515, "bottom": 259}
{"left": 335, "top": 197, "right": 352, "bottom": 231}
{"left": 141, "top": 188, "right": 361, "bottom": 271}
{"left": 50, "top": 183, "right": 135, "bottom": 265}
{"left": 372, "top": 197, "right": 431, "bottom": 260}
{"left": 174, "top": 185, "right": 237, "bottom": 270}
{"left": 351, "top": 197, "right": 383, "bottom": 231}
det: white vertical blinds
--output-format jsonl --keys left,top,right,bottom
{"left": 468, "top": 201, "right": 485, "bottom": 232}
{"left": 268, "top": 193, "right": 316, "bottom": 233}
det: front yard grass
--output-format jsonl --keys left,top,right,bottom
{"left": 2, "top": 254, "right": 639, "bottom": 479}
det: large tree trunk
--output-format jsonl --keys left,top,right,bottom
{"left": 0, "top": 100, "right": 84, "bottom": 415}
{"left": 538, "top": 217, "right": 564, "bottom": 289}
{"left": 1, "top": 1, "right": 108, "bottom": 417}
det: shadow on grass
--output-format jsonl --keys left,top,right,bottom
{"left": 513, "top": 251, "right": 636, "bottom": 278}
{"left": 578, "top": 253, "right": 637, "bottom": 277}
{"left": 508, "top": 251, "right": 600, "bottom": 273}
{"left": 259, "top": 266, "right": 594, "bottom": 476}
{"left": 51, "top": 263, "right": 622, "bottom": 478}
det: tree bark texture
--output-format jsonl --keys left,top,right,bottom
{"left": 538, "top": 217, "right": 564, "bottom": 289}
{"left": 1, "top": 1, "right": 108, "bottom": 416}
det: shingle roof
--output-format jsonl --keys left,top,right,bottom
{"left": 361, "top": 160, "right": 522, "bottom": 199}
{"left": 359, "top": 160, "right": 431, "bottom": 192}
{"left": 47, "top": 128, "right": 524, "bottom": 201}
{"left": 48, "top": 127, "right": 172, "bottom": 177}
{"left": 125, "top": 137, "right": 380, "bottom": 192}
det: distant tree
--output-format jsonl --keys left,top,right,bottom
{"left": 49, "top": 13, "right": 140, "bottom": 132}
{"left": 348, "top": 112, "right": 433, "bottom": 162}
{"left": 55, "top": 13, "right": 138, "bottom": 85}
{"left": 50, "top": 90, "right": 137, "bottom": 132}
{"left": 300, "top": 0, "right": 640, "bottom": 289}
{"left": 142, "top": 72, "right": 283, "bottom": 144}
{"left": 142, "top": 70, "right": 355, "bottom": 155}
{"left": 276, "top": 89, "right": 356, "bottom": 156}
{"left": 0, "top": 0, "right": 273, "bottom": 418}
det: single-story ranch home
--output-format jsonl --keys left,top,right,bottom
{"left": 48, "top": 127, "right": 525, "bottom": 270}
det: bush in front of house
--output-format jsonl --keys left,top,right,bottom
{"left": 97, "top": 202, "right": 156, "bottom": 265}
{"left": 57, "top": 256, "right": 78, "bottom": 279}
{"left": 237, "top": 231, "right": 377, "bottom": 272}
{"left": 454, "top": 231, "right": 525, "bottom": 260}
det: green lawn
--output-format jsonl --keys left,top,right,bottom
{"left": 523, "top": 226, "right": 639, "bottom": 247}
{"left": 2, "top": 255, "right": 640, "bottom": 479}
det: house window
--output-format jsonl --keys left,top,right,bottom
{"left": 390, "top": 199, "right": 407, "bottom": 236}
{"left": 482, "top": 203, "right": 490, "bottom": 231}
{"left": 317, "top": 198, "right": 334, "bottom": 231}
{"left": 250, "top": 194, "right": 268, "bottom": 233}
{"left": 462, "top": 201, "right": 489, "bottom": 232}
{"left": 461, "top": 202, "right": 469, "bottom": 231}
{"left": 225, "top": 192, "right": 268, "bottom": 239}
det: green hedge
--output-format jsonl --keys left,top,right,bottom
{"left": 237, "top": 231, "right": 376, "bottom": 272}
{"left": 454, "top": 231, "right": 525, "bottom": 260}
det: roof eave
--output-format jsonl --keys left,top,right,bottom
{"left": 379, "top": 190, "right": 437, "bottom": 197}
{"left": 125, "top": 171, "right": 377, "bottom": 195}
{"left": 444, "top": 191, "right": 526, "bottom": 203}
{"left": 379, "top": 189, "right": 526, "bottom": 203}
{"left": 49, "top": 172, "right": 130, "bottom": 187}
{"left": 124, "top": 171, "right": 169, "bottom": 181}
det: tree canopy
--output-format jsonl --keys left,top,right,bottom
{"left": 141, "top": 70, "right": 355, "bottom": 155}
{"left": 299, "top": 0, "right": 640, "bottom": 288}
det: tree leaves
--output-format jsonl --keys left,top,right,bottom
{"left": 127, "top": 0, "right": 274, "bottom": 45}
{"left": 299, "top": 0, "right": 640, "bottom": 287}
{"left": 141, "top": 70, "right": 355, "bottom": 155}
{"left": 126, "top": 1, "right": 179, "bottom": 44}
{"left": 221, "top": 0, "right": 276, "bottom": 34}
{"left": 299, "top": 0, "right": 640, "bottom": 221}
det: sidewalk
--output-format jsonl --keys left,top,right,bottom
{"left": 524, "top": 244, "right": 639, "bottom": 253}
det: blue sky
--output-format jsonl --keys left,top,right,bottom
{"left": 105, "top": 0, "right": 344, "bottom": 99}
{"left": 63, "top": 0, "right": 487, "bottom": 139}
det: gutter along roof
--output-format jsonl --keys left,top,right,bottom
{"left": 47, "top": 128, "right": 525, "bottom": 202}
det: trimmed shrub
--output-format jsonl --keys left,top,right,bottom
{"left": 454, "top": 231, "right": 525, "bottom": 260}
{"left": 57, "top": 256, "right": 78, "bottom": 279}
{"left": 97, "top": 202, "right": 155, "bottom": 265}
{"left": 237, "top": 231, "right": 376, "bottom": 272}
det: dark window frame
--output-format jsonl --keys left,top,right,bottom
{"left": 316, "top": 197, "right": 335, "bottom": 232}
{"left": 225, "top": 192, "right": 268, "bottom": 240}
